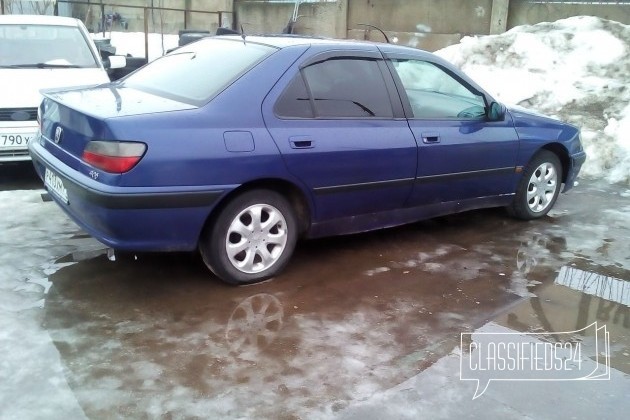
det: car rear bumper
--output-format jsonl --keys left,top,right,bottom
{"left": 29, "top": 138, "right": 228, "bottom": 252}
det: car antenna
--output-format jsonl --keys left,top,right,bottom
{"left": 356, "top": 23, "right": 390, "bottom": 44}
{"left": 240, "top": 24, "right": 246, "bottom": 45}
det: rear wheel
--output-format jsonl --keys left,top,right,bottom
{"left": 200, "top": 190, "right": 297, "bottom": 285}
{"left": 508, "top": 150, "right": 562, "bottom": 220}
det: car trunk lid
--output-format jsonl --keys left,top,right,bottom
{"left": 39, "top": 85, "right": 197, "bottom": 171}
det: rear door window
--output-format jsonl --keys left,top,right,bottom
{"left": 275, "top": 57, "right": 393, "bottom": 119}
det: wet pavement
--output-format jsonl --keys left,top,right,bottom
{"left": 0, "top": 163, "right": 628, "bottom": 419}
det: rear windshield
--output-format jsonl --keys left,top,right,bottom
{"left": 0, "top": 24, "right": 99, "bottom": 68}
{"left": 121, "top": 38, "right": 277, "bottom": 105}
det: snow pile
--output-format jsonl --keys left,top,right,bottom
{"left": 437, "top": 16, "right": 630, "bottom": 185}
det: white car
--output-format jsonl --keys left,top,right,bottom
{"left": 0, "top": 14, "right": 125, "bottom": 162}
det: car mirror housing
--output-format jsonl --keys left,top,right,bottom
{"left": 488, "top": 101, "right": 506, "bottom": 121}
{"left": 105, "top": 55, "right": 127, "bottom": 70}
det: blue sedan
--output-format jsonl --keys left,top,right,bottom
{"left": 29, "top": 35, "right": 586, "bottom": 284}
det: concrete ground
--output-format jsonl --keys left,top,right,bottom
{"left": 0, "top": 162, "right": 628, "bottom": 419}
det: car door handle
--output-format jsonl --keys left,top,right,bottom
{"left": 421, "top": 132, "right": 440, "bottom": 144}
{"left": 289, "top": 137, "right": 314, "bottom": 149}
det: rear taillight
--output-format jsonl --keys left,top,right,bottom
{"left": 82, "top": 141, "right": 146, "bottom": 173}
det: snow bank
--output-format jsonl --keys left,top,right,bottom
{"left": 436, "top": 16, "right": 630, "bottom": 185}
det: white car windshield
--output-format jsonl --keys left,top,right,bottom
{"left": 0, "top": 24, "right": 99, "bottom": 68}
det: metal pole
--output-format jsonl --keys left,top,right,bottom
{"left": 101, "top": 2, "right": 105, "bottom": 37}
{"left": 490, "top": 0, "right": 510, "bottom": 35}
{"left": 1, "top": 0, "right": 5, "bottom": 15}
{"left": 144, "top": 7, "right": 149, "bottom": 62}
{"left": 185, "top": 0, "right": 191, "bottom": 30}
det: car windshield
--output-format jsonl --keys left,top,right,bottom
{"left": 121, "top": 38, "right": 277, "bottom": 105}
{"left": 0, "top": 24, "right": 99, "bottom": 68}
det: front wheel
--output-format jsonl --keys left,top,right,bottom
{"left": 199, "top": 190, "right": 298, "bottom": 285}
{"left": 508, "top": 150, "right": 562, "bottom": 220}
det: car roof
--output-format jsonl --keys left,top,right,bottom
{"left": 216, "top": 34, "right": 374, "bottom": 48}
{"left": 212, "top": 34, "right": 425, "bottom": 55}
{"left": 0, "top": 14, "right": 80, "bottom": 27}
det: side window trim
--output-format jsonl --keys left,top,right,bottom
{"left": 377, "top": 59, "right": 406, "bottom": 119}
{"left": 299, "top": 49, "right": 383, "bottom": 69}
{"left": 383, "top": 59, "right": 414, "bottom": 119}
{"left": 273, "top": 69, "right": 316, "bottom": 119}
{"left": 301, "top": 67, "right": 318, "bottom": 118}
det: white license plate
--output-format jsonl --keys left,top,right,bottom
{"left": 44, "top": 168, "right": 69, "bottom": 204}
{"left": 0, "top": 133, "right": 32, "bottom": 149}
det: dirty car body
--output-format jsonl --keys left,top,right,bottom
{"left": 29, "top": 36, "right": 586, "bottom": 284}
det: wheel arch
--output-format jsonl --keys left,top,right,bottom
{"left": 198, "top": 178, "right": 312, "bottom": 245}
{"left": 539, "top": 143, "right": 570, "bottom": 183}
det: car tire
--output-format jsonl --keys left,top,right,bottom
{"left": 508, "top": 150, "right": 562, "bottom": 220}
{"left": 199, "top": 190, "right": 298, "bottom": 285}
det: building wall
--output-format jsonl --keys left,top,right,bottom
{"left": 347, "top": 0, "right": 494, "bottom": 35}
{"left": 235, "top": 0, "right": 630, "bottom": 51}
{"left": 5, "top": 0, "right": 628, "bottom": 48}
{"left": 234, "top": 0, "right": 346, "bottom": 38}
{"left": 346, "top": 0, "right": 494, "bottom": 51}
{"left": 235, "top": 0, "right": 493, "bottom": 51}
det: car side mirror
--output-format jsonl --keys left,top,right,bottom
{"left": 104, "top": 55, "right": 127, "bottom": 70}
{"left": 487, "top": 101, "right": 506, "bottom": 122}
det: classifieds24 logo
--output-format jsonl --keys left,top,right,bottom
{"left": 460, "top": 321, "right": 610, "bottom": 399}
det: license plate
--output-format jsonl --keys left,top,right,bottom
{"left": 44, "top": 168, "right": 69, "bottom": 204}
{"left": 0, "top": 133, "right": 32, "bottom": 148}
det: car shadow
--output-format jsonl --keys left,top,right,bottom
{"left": 0, "top": 161, "right": 41, "bottom": 191}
